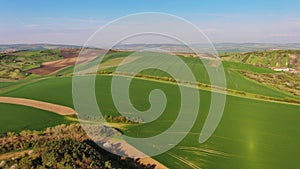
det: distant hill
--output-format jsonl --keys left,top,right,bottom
{"left": 114, "top": 43, "right": 300, "bottom": 53}
{"left": 2, "top": 43, "right": 300, "bottom": 53}
{"left": 0, "top": 44, "right": 81, "bottom": 53}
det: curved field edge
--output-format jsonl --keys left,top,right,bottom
{"left": 0, "top": 103, "right": 72, "bottom": 133}
{"left": 2, "top": 74, "right": 298, "bottom": 108}
{"left": 1, "top": 75, "right": 300, "bottom": 168}
{"left": 0, "top": 97, "right": 76, "bottom": 115}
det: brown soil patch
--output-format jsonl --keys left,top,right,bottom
{"left": 0, "top": 97, "right": 76, "bottom": 115}
{"left": 27, "top": 48, "right": 108, "bottom": 75}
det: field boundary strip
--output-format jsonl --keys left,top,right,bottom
{"left": 0, "top": 97, "right": 76, "bottom": 116}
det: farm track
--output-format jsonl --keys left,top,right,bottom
{"left": 166, "top": 152, "right": 201, "bottom": 169}
{"left": 0, "top": 97, "right": 76, "bottom": 115}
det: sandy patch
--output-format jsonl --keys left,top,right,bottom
{"left": 102, "top": 139, "right": 168, "bottom": 169}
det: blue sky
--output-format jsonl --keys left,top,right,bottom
{"left": 1, "top": 0, "right": 300, "bottom": 44}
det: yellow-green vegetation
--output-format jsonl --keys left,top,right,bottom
{"left": 222, "top": 50, "right": 300, "bottom": 69}
{"left": 240, "top": 70, "right": 300, "bottom": 96}
{"left": 0, "top": 50, "right": 62, "bottom": 80}
{"left": 0, "top": 67, "right": 26, "bottom": 80}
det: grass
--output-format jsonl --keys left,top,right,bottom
{"left": 2, "top": 77, "right": 74, "bottom": 107}
{"left": 97, "top": 76, "right": 300, "bottom": 168}
{"left": 222, "top": 61, "right": 275, "bottom": 73}
{"left": 52, "top": 51, "right": 293, "bottom": 99}
{"left": 155, "top": 95, "right": 300, "bottom": 169}
{"left": 1, "top": 51, "right": 300, "bottom": 168}
{"left": 1, "top": 75, "right": 300, "bottom": 168}
{"left": 55, "top": 65, "right": 74, "bottom": 75}
{"left": 0, "top": 82, "right": 16, "bottom": 89}
{"left": 0, "top": 103, "right": 72, "bottom": 133}
{"left": 240, "top": 71, "right": 300, "bottom": 97}
{"left": 0, "top": 77, "right": 45, "bottom": 94}
{"left": 101, "top": 52, "right": 291, "bottom": 98}
{"left": 224, "top": 70, "right": 292, "bottom": 98}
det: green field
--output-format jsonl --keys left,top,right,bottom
{"left": 0, "top": 82, "right": 15, "bottom": 88}
{"left": 1, "top": 51, "right": 300, "bottom": 168}
{"left": 1, "top": 74, "right": 300, "bottom": 168}
{"left": 0, "top": 103, "right": 71, "bottom": 133}
{"left": 101, "top": 52, "right": 292, "bottom": 98}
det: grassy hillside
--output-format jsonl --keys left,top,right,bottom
{"left": 240, "top": 71, "right": 300, "bottom": 96}
{"left": 222, "top": 50, "right": 300, "bottom": 69}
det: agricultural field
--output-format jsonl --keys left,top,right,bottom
{"left": 0, "top": 103, "right": 71, "bottom": 133}
{"left": 3, "top": 1, "right": 300, "bottom": 168}
{"left": 1, "top": 49, "right": 300, "bottom": 169}
{"left": 99, "top": 52, "right": 293, "bottom": 99}
{"left": 1, "top": 74, "right": 300, "bottom": 168}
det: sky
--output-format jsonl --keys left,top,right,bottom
{"left": 1, "top": 0, "right": 300, "bottom": 45}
